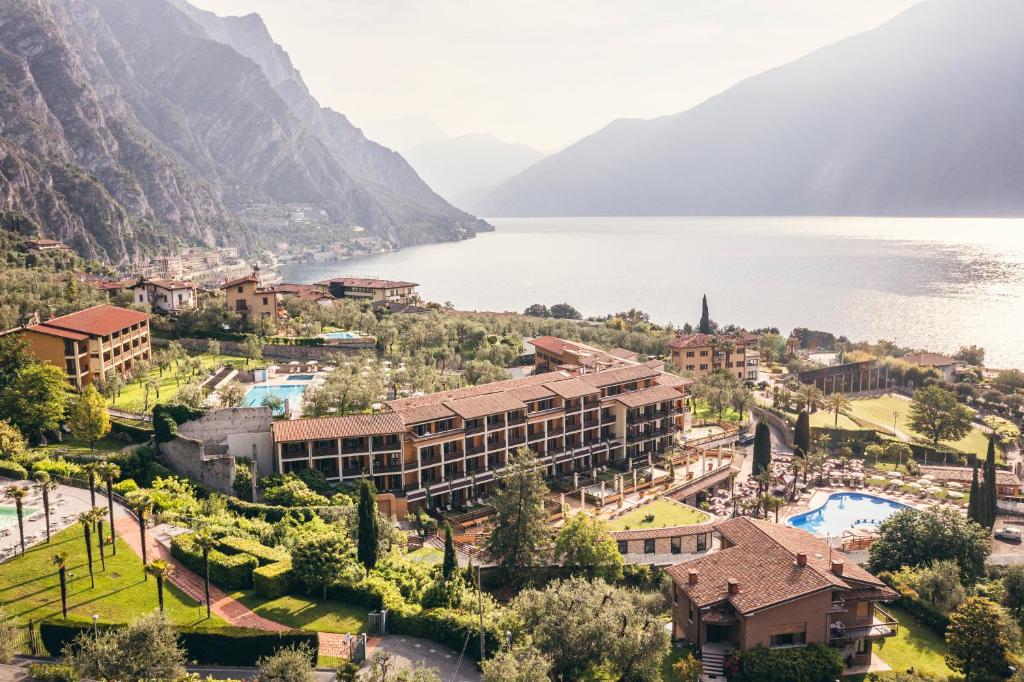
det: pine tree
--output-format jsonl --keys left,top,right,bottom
{"left": 698, "top": 295, "right": 711, "bottom": 334}
{"left": 793, "top": 411, "right": 811, "bottom": 457}
{"left": 752, "top": 421, "right": 772, "bottom": 491}
{"left": 984, "top": 435, "right": 998, "bottom": 528}
{"left": 442, "top": 522, "right": 457, "bottom": 580}
{"left": 967, "top": 462, "right": 981, "bottom": 526}
{"left": 356, "top": 479, "right": 379, "bottom": 571}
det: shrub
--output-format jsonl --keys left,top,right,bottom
{"left": 253, "top": 561, "right": 294, "bottom": 599}
{"left": 26, "top": 663, "right": 78, "bottom": 682}
{"left": 29, "top": 457, "right": 81, "bottom": 479}
{"left": 391, "top": 607, "right": 502, "bottom": 661}
{"left": 112, "top": 479, "right": 139, "bottom": 495}
{"left": 0, "top": 459, "right": 28, "bottom": 480}
{"left": 108, "top": 419, "right": 152, "bottom": 443}
{"left": 218, "top": 536, "right": 289, "bottom": 566}
{"left": 731, "top": 644, "right": 842, "bottom": 682}
{"left": 225, "top": 497, "right": 342, "bottom": 523}
{"left": 170, "top": 534, "right": 259, "bottom": 590}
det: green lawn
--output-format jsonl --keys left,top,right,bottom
{"left": 808, "top": 410, "right": 861, "bottom": 430}
{"left": 31, "top": 436, "right": 127, "bottom": 459}
{"left": 406, "top": 546, "right": 443, "bottom": 565}
{"left": 848, "top": 605, "right": 953, "bottom": 679}
{"left": 845, "top": 395, "right": 991, "bottom": 458}
{"left": 692, "top": 400, "right": 742, "bottom": 423}
{"left": 230, "top": 591, "right": 368, "bottom": 634}
{"left": 0, "top": 526, "right": 223, "bottom": 636}
{"left": 110, "top": 352, "right": 250, "bottom": 413}
{"left": 606, "top": 499, "right": 710, "bottom": 531}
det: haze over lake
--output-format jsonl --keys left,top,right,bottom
{"left": 281, "top": 217, "right": 1024, "bottom": 369}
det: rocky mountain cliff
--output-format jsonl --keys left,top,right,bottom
{"left": 478, "top": 0, "right": 1024, "bottom": 217}
{"left": 0, "top": 0, "right": 487, "bottom": 264}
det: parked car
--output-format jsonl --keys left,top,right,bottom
{"left": 995, "top": 527, "right": 1022, "bottom": 543}
{"left": 737, "top": 433, "right": 756, "bottom": 446}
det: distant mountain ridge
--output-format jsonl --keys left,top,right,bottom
{"left": 478, "top": 0, "right": 1024, "bottom": 217}
{"left": 0, "top": 0, "right": 488, "bottom": 263}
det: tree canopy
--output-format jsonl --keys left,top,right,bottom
{"left": 908, "top": 386, "right": 974, "bottom": 448}
{"left": 554, "top": 512, "right": 624, "bottom": 582}
{"left": 485, "top": 448, "right": 551, "bottom": 579}
{"left": 868, "top": 506, "right": 990, "bottom": 583}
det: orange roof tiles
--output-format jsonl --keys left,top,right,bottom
{"left": 395, "top": 403, "right": 456, "bottom": 425}
{"left": 444, "top": 393, "right": 526, "bottom": 420}
{"left": 386, "top": 372, "right": 562, "bottom": 410}
{"left": 610, "top": 522, "right": 715, "bottom": 541}
{"left": 903, "top": 352, "right": 959, "bottom": 367}
{"left": 545, "top": 378, "right": 600, "bottom": 400}
{"left": 614, "top": 384, "right": 684, "bottom": 408}
{"left": 317, "top": 277, "right": 417, "bottom": 289}
{"left": 34, "top": 305, "right": 149, "bottom": 338}
{"left": 24, "top": 323, "right": 87, "bottom": 341}
{"left": 508, "top": 384, "right": 557, "bottom": 402}
{"left": 221, "top": 275, "right": 259, "bottom": 289}
{"left": 272, "top": 412, "right": 404, "bottom": 441}
{"left": 578, "top": 364, "right": 659, "bottom": 388}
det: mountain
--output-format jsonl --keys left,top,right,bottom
{"left": 0, "top": 0, "right": 488, "bottom": 264}
{"left": 361, "top": 117, "right": 449, "bottom": 155}
{"left": 402, "top": 133, "right": 545, "bottom": 208}
{"left": 478, "top": 0, "right": 1024, "bottom": 217}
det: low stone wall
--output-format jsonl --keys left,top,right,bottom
{"left": 159, "top": 436, "right": 236, "bottom": 494}
{"left": 751, "top": 405, "right": 794, "bottom": 450}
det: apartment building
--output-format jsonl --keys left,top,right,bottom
{"left": 532, "top": 336, "right": 643, "bottom": 374}
{"left": 668, "top": 333, "right": 758, "bottom": 381}
{"left": 2, "top": 305, "right": 151, "bottom": 389}
{"left": 313, "top": 277, "right": 419, "bottom": 304}
{"left": 221, "top": 274, "right": 280, "bottom": 331}
{"left": 272, "top": 362, "right": 689, "bottom": 517}
{"left": 668, "top": 517, "right": 898, "bottom": 678}
{"left": 134, "top": 278, "right": 198, "bottom": 314}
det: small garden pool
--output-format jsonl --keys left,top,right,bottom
{"left": 786, "top": 492, "right": 910, "bottom": 537}
{"left": 244, "top": 384, "right": 308, "bottom": 414}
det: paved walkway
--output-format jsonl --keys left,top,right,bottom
{"left": 113, "top": 517, "right": 288, "bottom": 631}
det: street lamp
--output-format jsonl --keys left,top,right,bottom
{"left": 91, "top": 613, "right": 99, "bottom": 640}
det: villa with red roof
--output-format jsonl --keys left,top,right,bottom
{"left": 0, "top": 305, "right": 151, "bottom": 389}
{"left": 313, "top": 276, "right": 418, "bottom": 304}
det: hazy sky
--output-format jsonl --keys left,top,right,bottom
{"left": 189, "top": 0, "right": 920, "bottom": 151}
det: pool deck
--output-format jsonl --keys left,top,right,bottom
{"left": 782, "top": 487, "right": 928, "bottom": 539}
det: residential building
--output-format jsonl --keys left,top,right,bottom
{"left": 313, "top": 276, "right": 419, "bottom": 304}
{"left": 667, "top": 517, "right": 899, "bottom": 677}
{"left": 81, "top": 276, "right": 135, "bottom": 300}
{"left": 920, "top": 465, "right": 1021, "bottom": 498}
{"left": 1, "top": 305, "right": 150, "bottom": 389}
{"left": 221, "top": 273, "right": 280, "bottom": 331}
{"left": 533, "top": 336, "right": 638, "bottom": 374}
{"left": 902, "top": 352, "right": 961, "bottom": 382}
{"left": 611, "top": 518, "right": 716, "bottom": 566}
{"left": 134, "top": 278, "right": 198, "bottom": 314}
{"left": 26, "top": 238, "right": 68, "bottom": 252}
{"left": 798, "top": 360, "right": 889, "bottom": 395}
{"left": 276, "top": 283, "right": 335, "bottom": 307}
{"left": 271, "top": 360, "right": 689, "bottom": 517}
{"left": 668, "top": 333, "right": 758, "bottom": 381}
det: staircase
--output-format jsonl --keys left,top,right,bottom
{"left": 700, "top": 643, "right": 730, "bottom": 682}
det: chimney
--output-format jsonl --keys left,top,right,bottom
{"left": 727, "top": 578, "right": 740, "bottom": 595}
{"left": 831, "top": 559, "right": 845, "bottom": 576}
{"left": 687, "top": 570, "right": 699, "bottom": 585}
{"left": 796, "top": 552, "right": 808, "bottom": 567}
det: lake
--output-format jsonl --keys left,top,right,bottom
{"left": 280, "top": 217, "right": 1024, "bottom": 369}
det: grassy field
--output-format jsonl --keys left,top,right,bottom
{"left": 845, "top": 395, "right": 990, "bottom": 458}
{"left": 31, "top": 436, "right": 127, "bottom": 459}
{"left": 0, "top": 526, "right": 223, "bottom": 632}
{"left": 606, "top": 499, "right": 710, "bottom": 531}
{"left": 230, "top": 591, "right": 368, "bottom": 634}
{"left": 808, "top": 410, "right": 861, "bottom": 430}
{"left": 109, "top": 352, "right": 250, "bottom": 413}
{"left": 692, "top": 400, "right": 742, "bottom": 423}
{"left": 406, "top": 546, "right": 443, "bottom": 565}
{"left": 849, "top": 605, "right": 953, "bottom": 680}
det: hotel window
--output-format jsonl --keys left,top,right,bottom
{"left": 671, "top": 536, "right": 682, "bottom": 554}
{"left": 769, "top": 631, "right": 806, "bottom": 648}
{"left": 237, "top": 286, "right": 243, "bottom": 293}
{"left": 855, "top": 602, "right": 870, "bottom": 619}
{"left": 700, "top": 364, "right": 708, "bottom": 371}
{"left": 617, "top": 540, "right": 627, "bottom": 554}
{"left": 686, "top": 351, "right": 694, "bottom": 357}
{"left": 699, "top": 350, "right": 708, "bottom": 357}
{"left": 686, "top": 364, "right": 695, "bottom": 371}
{"left": 644, "top": 539, "right": 655, "bottom": 554}
{"left": 262, "top": 297, "right": 269, "bottom": 305}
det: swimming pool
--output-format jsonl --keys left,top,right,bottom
{"left": 0, "top": 505, "right": 37, "bottom": 528}
{"left": 289, "top": 374, "right": 316, "bottom": 381}
{"left": 786, "top": 492, "right": 910, "bottom": 537}
{"left": 245, "top": 384, "right": 309, "bottom": 414}
{"left": 321, "top": 331, "right": 361, "bottom": 340}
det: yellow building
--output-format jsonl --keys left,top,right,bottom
{"left": 221, "top": 274, "right": 280, "bottom": 331}
{"left": 668, "top": 332, "right": 758, "bottom": 381}
{"left": 2, "top": 305, "right": 151, "bottom": 389}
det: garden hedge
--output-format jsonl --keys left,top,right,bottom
{"left": 108, "top": 418, "right": 152, "bottom": 442}
{"left": 729, "top": 643, "right": 843, "bottom": 682}
{"left": 218, "top": 536, "right": 289, "bottom": 565}
{"left": 225, "top": 497, "right": 343, "bottom": 523}
{"left": 0, "top": 459, "right": 28, "bottom": 480}
{"left": 253, "top": 561, "right": 294, "bottom": 599}
{"left": 38, "top": 619, "right": 316, "bottom": 666}
{"left": 170, "top": 534, "right": 259, "bottom": 590}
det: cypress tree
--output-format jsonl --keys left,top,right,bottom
{"left": 967, "top": 462, "right": 981, "bottom": 526}
{"left": 794, "top": 411, "right": 811, "bottom": 458}
{"left": 984, "top": 435, "right": 998, "bottom": 528}
{"left": 442, "top": 522, "right": 457, "bottom": 580}
{"left": 357, "top": 479, "right": 379, "bottom": 571}
{"left": 699, "top": 295, "right": 711, "bottom": 334}
{"left": 753, "top": 421, "right": 772, "bottom": 486}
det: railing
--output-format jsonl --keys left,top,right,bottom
{"left": 829, "top": 608, "right": 899, "bottom": 643}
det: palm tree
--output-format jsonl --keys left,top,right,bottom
{"left": 193, "top": 530, "right": 218, "bottom": 620}
{"left": 82, "top": 462, "right": 100, "bottom": 509}
{"left": 823, "top": 392, "right": 852, "bottom": 428}
{"left": 795, "top": 384, "right": 823, "bottom": 413}
{"left": 144, "top": 559, "right": 174, "bottom": 612}
{"left": 91, "top": 507, "right": 107, "bottom": 572}
{"left": 3, "top": 485, "right": 30, "bottom": 556}
{"left": 720, "top": 339, "right": 735, "bottom": 372}
{"left": 96, "top": 462, "right": 121, "bottom": 556}
{"left": 129, "top": 493, "right": 154, "bottom": 578}
{"left": 51, "top": 552, "right": 69, "bottom": 618}
{"left": 32, "top": 471, "right": 58, "bottom": 543}
{"left": 806, "top": 449, "right": 828, "bottom": 486}
{"left": 77, "top": 511, "right": 96, "bottom": 588}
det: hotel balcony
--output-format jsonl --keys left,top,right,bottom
{"left": 829, "top": 608, "right": 899, "bottom": 645}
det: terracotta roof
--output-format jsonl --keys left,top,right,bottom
{"left": 317, "top": 277, "right": 417, "bottom": 289}
{"left": 656, "top": 373, "right": 693, "bottom": 389}
{"left": 643, "top": 359, "right": 666, "bottom": 370}
{"left": 667, "top": 517, "right": 890, "bottom": 615}
{"left": 701, "top": 605, "right": 739, "bottom": 625}
{"left": 608, "top": 347, "right": 638, "bottom": 360}
{"left": 920, "top": 465, "right": 1020, "bottom": 486}
{"left": 903, "top": 352, "right": 959, "bottom": 367}
{"left": 668, "top": 332, "right": 754, "bottom": 350}
{"left": 394, "top": 403, "right": 456, "bottom": 425}
{"left": 274, "top": 283, "right": 314, "bottom": 295}
{"left": 530, "top": 336, "right": 572, "bottom": 355}
{"left": 545, "top": 378, "right": 600, "bottom": 400}
{"left": 444, "top": 393, "right": 526, "bottom": 420}
{"left": 578, "top": 364, "right": 659, "bottom": 388}
{"left": 145, "top": 278, "right": 195, "bottom": 290}
{"left": 220, "top": 275, "right": 259, "bottom": 289}
{"left": 610, "top": 521, "right": 715, "bottom": 541}
{"left": 508, "top": 384, "right": 557, "bottom": 401}
{"left": 272, "top": 412, "right": 404, "bottom": 441}
{"left": 614, "top": 384, "right": 683, "bottom": 409}
{"left": 34, "top": 305, "right": 149, "bottom": 338}
{"left": 24, "top": 323, "right": 87, "bottom": 341}
{"left": 386, "top": 373, "right": 561, "bottom": 410}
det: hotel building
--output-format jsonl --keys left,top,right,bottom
{"left": 313, "top": 277, "right": 419, "bottom": 304}
{"left": 668, "top": 332, "right": 759, "bottom": 381}
{"left": 2, "top": 305, "right": 151, "bottom": 389}
{"left": 272, "top": 361, "right": 690, "bottom": 517}
{"left": 221, "top": 274, "right": 280, "bottom": 331}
